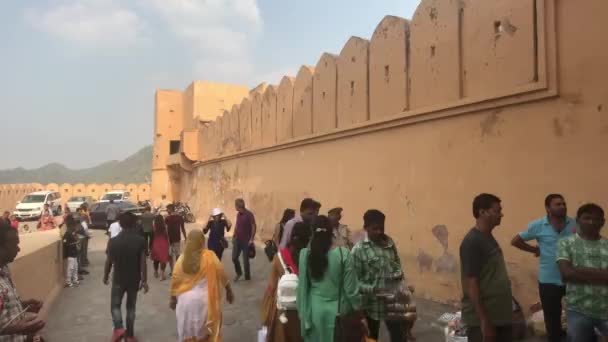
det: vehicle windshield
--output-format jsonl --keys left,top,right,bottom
{"left": 120, "top": 202, "right": 135, "bottom": 209}
{"left": 68, "top": 197, "right": 86, "bottom": 202}
{"left": 91, "top": 201, "right": 134, "bottom": 212}
{"left": 101, "top": 193, "right": 123, "bottom": 201}
{"left": 91, "top": 203, "right": 109, "bottom": 212}
{"left": 21, "top": 195, "right": 47, "bottom": 203}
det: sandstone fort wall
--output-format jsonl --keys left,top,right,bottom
{"left": 153, "top": 0, "right": 608, "bottom": 307}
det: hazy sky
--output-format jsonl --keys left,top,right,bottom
{"left": 0, "top": 0, "right": 420, "bottom": 170}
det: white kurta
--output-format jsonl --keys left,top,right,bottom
{"left": 176, "top": 279, "right": 210, "bottom": 341}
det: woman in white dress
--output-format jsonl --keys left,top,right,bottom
{"left": 170, "top": 230, "right": 234, "bottom": 342}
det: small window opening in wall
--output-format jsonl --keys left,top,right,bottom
{"left": 325, "top": 61, "right": 328, "bottom": 67}
{"left": 283, "top": 107, "right": 286, "bottom": 113}
{"left": 169, "top": 140, "right": 181, "bottom": 154}
{"left": 351, "top": 57, "right": 356, "bottom": 63}
{"left": 78, "top": 190, "right": 82, "bottom": 193}
{"left": 169, "top": 109, "right": 174, "bottom": 113}
{"left": 92, "top": 190, "right": 95, "bottom": 192}
{"left": 322, "top": 91, "right": 326, "bottom": 99}
{"left": 350, "top": 81, "right": 355, "bottom": 96}
{"left": 494, "top": 20, "right": 503, "bottom": 34}
{"left": 430, "top": 45, "right": 436, "bottom": 57}
{"left": 384, "top": 65, "right": 390, "bottom": 82}
{"left": 301, "top": 99, "right": 304, "bottom": 106}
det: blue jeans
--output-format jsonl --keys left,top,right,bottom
{"left": 111, "top": 283, "right": 139, "bottom": 337}
{"left": 567, "top": 310, "right": 608, "bottom": 342}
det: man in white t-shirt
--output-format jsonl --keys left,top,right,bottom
{"left": 108, "top": 221, "right": 122, "bottom": 238}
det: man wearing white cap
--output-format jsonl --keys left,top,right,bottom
{"left": 203, "top": 208, "right": 232, "bottom": 260}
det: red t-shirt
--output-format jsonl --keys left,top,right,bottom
{"left": 165, "top": 214, "right": 184, "bottom": 244}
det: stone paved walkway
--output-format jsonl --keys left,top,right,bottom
{"left": 44, "top": 228, "right": 457, "bottom": 342}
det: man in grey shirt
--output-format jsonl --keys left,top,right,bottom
{"left": 106, "top": 199, "right": 121, "bottom": 229}
{"left": 279, "top": 198, "right": 320, "bottom": 248}
{"left": 139, "top": 207, "right": 155, "bottom": 254}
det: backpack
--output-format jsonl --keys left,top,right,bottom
{"left": 276, "top": 252, "right": 299, "bottom": 311}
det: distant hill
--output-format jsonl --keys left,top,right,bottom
{"left": 0, "top": 146, "right": 152, "bottom": 184}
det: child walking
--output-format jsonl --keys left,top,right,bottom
{"left": 63, "top": 217, "right": 80, "bottom": 287}
{"left": 151, "top": 215, "right": 169, "bottom": 281}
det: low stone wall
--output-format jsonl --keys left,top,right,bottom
{"left": 10, "top": 230, "right": 63, "bottom": 319}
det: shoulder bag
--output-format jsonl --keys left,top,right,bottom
{"left": 334, "top": 247, "right": 366, "bottom": 342}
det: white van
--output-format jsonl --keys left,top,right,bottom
{"left": 99, "top": 190, "right": 131, "bottom": 203}
{"left": 13, "top": 191, "right": 62, "bottom": 220}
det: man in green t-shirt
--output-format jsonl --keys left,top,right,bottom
{"left": 459, "top": 193, "right": 513, "bottom": 342}
{"left": 557, "top": 203, "right": 608, "bottom": 341}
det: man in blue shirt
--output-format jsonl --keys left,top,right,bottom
{"left": 511, "top": 194, "right": 577, "bottom": 342}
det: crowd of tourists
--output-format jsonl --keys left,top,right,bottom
{"left": 460, "top": 194, "right": 607, "bottom": 342}
{"left": 0, "top": 192, "right": 605, "bottom": 342}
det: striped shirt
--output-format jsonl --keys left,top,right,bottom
{"left": 351, "top": 236, "right": 403, "bottom": 320}
{"left": 0, "top": 266, "right": 26, "bottom": 342}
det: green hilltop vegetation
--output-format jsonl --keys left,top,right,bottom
{"left": 0, "top": 146, "right": 152, "bottom": 185}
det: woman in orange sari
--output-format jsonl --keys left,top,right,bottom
{"left": 170, "top": 230, "right": 234, "bottom": 342}
{"left": 260, "top": 222, "right": 311, "bottom": 342}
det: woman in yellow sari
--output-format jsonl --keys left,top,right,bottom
{"left": 170, "top": 230, "right": 235, "bottom": 342}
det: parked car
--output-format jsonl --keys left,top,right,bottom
{"left": 99, "top": 190, "right": 131, "bottom": 203}
{"left": 88, "top": 201, "right": 145, "bottom": 229}
{"left": 13, "top": 191, "right": 62, "bottom": 221}
{"left": 66, "top": 196, "right": 95, "bottom": 212}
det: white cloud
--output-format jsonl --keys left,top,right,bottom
{"left": 25, "top": 0, "right": 264, "bottom": 85}
{"left": 25, "top": 0, "right": 145, "bottom": 49}
{"left": 149, "top": 0, "right": 263, "bottom": 85}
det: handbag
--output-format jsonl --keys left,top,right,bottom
{"left": 220, "top": 237, "right": 229, "bottom": 249}
{"left": 333, "top": 247, "right": 366, "bottom": 342}
{"left": 249, "top": 243, "right": 256, "bottom": 259}
{"left": 264, "top": 240, "right": 278, "bottom": 261}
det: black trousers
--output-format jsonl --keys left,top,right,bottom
{"left": 142, "top": 232, "right": 153, "bottom": 252}
{"left": 80, "top": 237, "right": 89, "bottom": 266}
{"left": 232, "top": 240, "right": 251, "bottom": 279}
{"left": 77, "top": 237, "right": 88, "bottom": 270}
{"left": 467, "top": 325, "right": 513, "bottom": 342}
{"left": 111, "top": 283, "right": 139, "bottom": 337}
{"left": 539, "top": 282, "right": 566, "bottom": 342}
{"left": 366, "top": 317, "right": 406, "bottom": 342}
